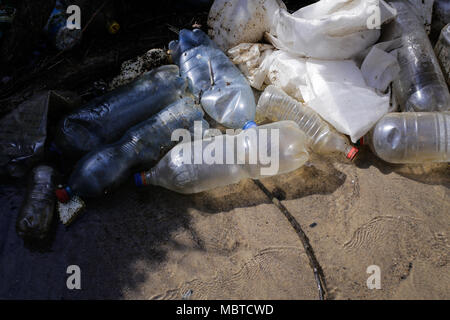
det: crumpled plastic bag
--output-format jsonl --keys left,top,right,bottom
{"left": 0, "top": 91, "right": 81, "bottom": 178}
{"left": 207, "top": 0, "right": 286, "bottom": 52}
{"left": 267, "top": 0, "right": 397, "bottom": 60}
{"left": 229, "top": 44, "right": 390, "bottom": 142}
{"left": 361, "top": 46, "right": 400, "bottom": 93}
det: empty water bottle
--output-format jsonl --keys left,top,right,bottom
{"left": 135, "top": 121, "right": 309, "bottom": 194}
{"left": 435, "top": 24, "right": 450, "bottom": 87}
{"left": 56, "top": 97, "right": 207, "bottom": 200}
{"left": 368, "top": 112, "right": 450, "bottom": 164}
{"left": 385, "top": 0, "right": 450, "bottom": 112}
{"left": 55, "top": 65, "right": 188, "bottom": 157}
{"left": 169, "top": 29, "right": 256, "bottom": 129}
{"left": 256, "top": 85, "right": 358, "bottom": 160}
{"left": 16, "top": 165, "right": 57, "bottom": 240}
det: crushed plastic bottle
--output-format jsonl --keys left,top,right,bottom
{"left": 435, "top": 24, "right": 450, "bottom": 87}
{"left": 169, "top": 29, "right": 256, "bottom": 129}
{"left": 256, "top": 85, "right": 358, "bottom": 160}
{"left": 55, "top": 65, "right": 188, "bottom": 157}
{"left": 368, "top": 112, "right": 450, "bottom": 164}
{"left": 135, "top": 121, "right": 309, "bottom": 194}
{"left": 16, "top": 165, "right": 57, "bottom": 240}
{"left": 385, "top": 0, "right": 450, "bottom": 112}
{"left": 56, "top": 97, "right": 207, "bottom": 200}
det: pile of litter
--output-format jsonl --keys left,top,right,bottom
{"left": 0, "top": 0, "right": 448, "bottom": 241}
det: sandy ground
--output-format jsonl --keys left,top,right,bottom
{"left": 0, "top": 146, "right": 448, "bottom": 300}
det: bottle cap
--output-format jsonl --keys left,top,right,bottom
{"left": 56, "top": 186, "right": 72, "bottom": 203}
{"left": 134, "top": 172, "right": 146, "bottom": 187}
{"left": 243, "top": 121, "right": 257, "bottom": 130}
{"left": 107, "top": 21, "right": 120, "bottom": 34}
{"left": 346, "top": 147, "right": 359, "bottom": 161}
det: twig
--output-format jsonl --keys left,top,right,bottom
{"left": 252, "top": 179, "right": 328, "bottom": 300}
{"left": 82, "top": 0, "right": 110, "bottom": 34}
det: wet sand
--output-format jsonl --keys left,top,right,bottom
{"left": 0, "top": 147, "right": 448, "bottom": 299}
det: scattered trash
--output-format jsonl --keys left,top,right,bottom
{"left": 207, "top": 0, "right": 285, "bottom": 52}
{"left": 266, "top": 0, "right": 397, "bottom": 60}
{"left": 384, "top": 0, "right": 450, "bottom": 112}
{"left": 16, "top": 165, "right": 57, "bottom": 240}
{"left": 309, "top": 222, "right": 317, "bottom": 228}
{"left": 435, "top": 24, "right": 450, "bottom": 87}
{"left": 135, "top": 121, "right": 309, "bottom": 194}
{"left": 57, "top": 97, "right": 207, "bottom": 201}
{"left": 0, "top": 92, "right": 50, "bottom": 178}
{"left": 169, "top": 29, "right": 256, "bottom": 129}
{"left": 54, "top": 65, "right": 188, "bottom": 158}
{"left": 406, "top": 0, "right": 434, "bottom": 34}
{"left": 108, "top": 49, "right": 170, "bottom": 90}
{"left": 368, "top": 112, "right": 450, "bottom": 164}
{"left": 56, "top": 192, "right": 85, "bottom": 226}
{"left": 182, "top": 289, "right": 193, "bottom": 300}
{"left": 256, "top": 85, "right": 358, "bottom": 160}
{"left": 44, "top": 0, "right": 82, "bottom": 51}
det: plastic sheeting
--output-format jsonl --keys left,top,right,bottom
{"left": 229, "top": 44, "right": 390, "bottom": 142}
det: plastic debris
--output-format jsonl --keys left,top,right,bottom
{"left": 256, "top": 85, "right": 358, "bottom": 160}
{"left": 228, "top": 44, "right": 390, "bottom": 143}
{"left": 0, "top": 1, "right": 15, "bottom": 40}
{"left": 54, "top": 65, "right": 188, "bottom": 158}
{"left": 56, "top": 193, "right": 85, "bottom": 226}
{"left": 368, "top": 112, "right": 450, "bottom": 164}
{"left": 169, "top": 29, "right": 256, "bottom": 129}
{"left": 57, "top": 97, "right": 207, "bottom": 201}
{"left": 16, "top": 165, "right": 57, "bottom": 239}
{"left": 361, "top": 46, "right": 400, "bottom": 93}
{"left": 266, "top": 0, "right": 397, "bottom": 60}
{"left": 435, "top": 24, "right": 450, "bottom": 87}
{"left": 207, "top": 0, "right": 286, "bottom": 52}
{"left": 108, "top": 49, "right": 170, "bottom": 90}
{"left": 135, "top": 121, "right": 309, "bottom": 194}
{"left": 0, "top": 92, "right": 50, "bottom": 178}
{"left": 384, "top": 0, "right": 450, "bottom": 112}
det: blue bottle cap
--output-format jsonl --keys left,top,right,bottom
{"left": 243, "top": 121, "right": 257, "bottom": 130}
{"left": 134, "top": 173, "right": 143, "bottom": 187}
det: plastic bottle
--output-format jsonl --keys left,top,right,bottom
{"left": 16, "top": 165, "right": 57, "bottom": 240}
{"left": 169, "top": 29, "right": 256, "bottom": 129}
{"left": 386, "top": 0, "right": 450, "bottom": 112}
{"left": 435, "top": 24, "right": 450, "bottom": 87}
{"left": 368, "top": 112, "right": 450, "bottom": 164}
{"left": 256, "top": 85, "right": 358, "bottom": 160}
{"left": 55, "top": 65, "right": 188, "bottom": 158}
{"left": 135, "top": 121, "right": 309, "bottom": 194}
{"left": 56, "top": 97, "right": 207, "bottom": 201}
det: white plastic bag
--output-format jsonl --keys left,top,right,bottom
{"left": 267, "top": 0, "right": 397, "bottom": 60}
{"left": 361, "top": 46, "right": 400, "bottom": 92}
{"left": 305, "top": 60, "right": 390, "bottom": 142}
{"left": 229, "top": 44, "right": 390, "bottom": 142}
{"left": 207, "top": 0, "right": 285, "bottom": 52}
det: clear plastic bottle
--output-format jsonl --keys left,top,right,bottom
{"left": 386, "top": 0, "right": 450, "bottom": 112}
{"left": 135, "top": 121, "right": 309, "bottom": 194}
{"left": 435, "top": 24, "right": 450, "bottom": 87}
{"left": 16, "top": 165, "right": 57, "bottom": 240}
{"left": 256, "top": 85, "right": 358, "bottom": 160}
{"left": 55, "top": 65, "right": 188, "bottom": 158}
{"left": 56, "top": 97, "right": 207, "bottom": 200}
{"left": 169, "top": 29, "right": 256, "bottom": 129}
{"left": 368, "top": 112, "right": 450, "bottom": 164}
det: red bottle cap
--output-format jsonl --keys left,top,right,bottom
{"left": 55, "top": 188, "right": 70, "bottom": 203}
{"left": 346, "top": 147, "right": 359, "bottom": 161}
